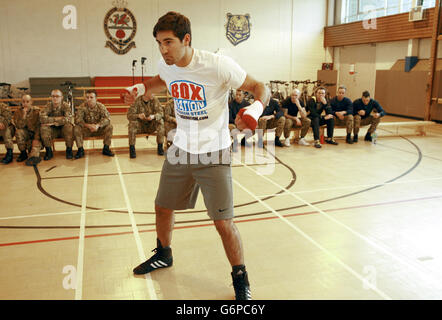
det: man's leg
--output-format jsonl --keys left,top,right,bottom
{"left": 322, "top": 116, "right": 338, "bottom": 145}
{"left": 283, "top": 118, "right": 293, "bottom": 146}
{"left": 310, "top": 117, "right": 321, "bottom": 148}
{"left": 74, "top": 125, "right": 85, "bottom": 159}
{"left": 353, "top": 115, "right": 361, "bottom": 142}
{"left": 133, "top": 204, "right": 175, "bottom": 275}
{"left": 155, "top": 204, "right": 175, "bottom": 247}
{"left": 62, "top": 123, "right": 74, "bottom": 159}
{"left": 128, "top": 120, "right": 139, "bottom": 158}
{"left": 133, "top": 153, "right": 197, "bottom": 275}
{"left": 213, "top": 218, "right": 244, "bottom": 267}
{"left": 101, "top": 124, "right": 114, "bottom": 156}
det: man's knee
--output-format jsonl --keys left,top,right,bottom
{"left": 155, "top": 204, "right": 174, "bottom": 215}
{"left": 214, "top": 218, "right": 235, "bottom": 236}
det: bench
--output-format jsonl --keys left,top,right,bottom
{"left": 288, "top": 120, "right": 437, "bottom": 141}
{"left": 51, "top": 133, "right": 160, "bottom": 151}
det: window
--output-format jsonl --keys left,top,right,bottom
{"left": 341, "top": 0, "right": 436, "bottom": 24}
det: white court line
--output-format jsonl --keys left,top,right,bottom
{"left": 238, "top": 154, "right": 442, "bottom": 293}
{"left": 231, "top": 177, "right": 392, "bottom": 300}
{"left": 75, "top": 150, "right": 89, "bottom": 300}
{"left": 0, "top": 207, "right": 127, "bottom": 221}
{"left": 251, "top": 176, "right": 442, "bottom": 198}
{"left": 113, "top": 153, "right": 158, "bottom": 300}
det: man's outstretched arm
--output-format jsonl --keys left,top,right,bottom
{"left": 235, "top": 75, "right": 270, "bottom": 131}
{"left": 122, "top": 75, "right": 168, "bottom": 105}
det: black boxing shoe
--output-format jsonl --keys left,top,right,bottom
{"left": 133, "top": 239, "right": 173, "bottom": 275}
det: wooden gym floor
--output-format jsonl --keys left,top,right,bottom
{"left": 0, "top": 115, "right": 441, "bottom": 300}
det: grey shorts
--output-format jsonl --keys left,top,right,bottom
{"left": 155, "top": 145, "right": 234, "bottom": 220}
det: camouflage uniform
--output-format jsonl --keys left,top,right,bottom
{"left": 283, "top": 117, "right": 311, "bottom": 139}
{"left": 13, "top": 105, "right": 42, "bottom": 158}
{"left": 163, "top": 99, "right": 177, "bottom": 142}
{"left": 40, "top": 101, "right": 74, "bottom": 148}
{"left": 74, "top": 101, "right": 113, "bottom": 148}
{"left": 258, "top": 116, "right": 286, "bottom": 138}
{"left": 0, "top": 103, "right": 15, "bottom": 150}
{"left": 127, "top": 96, "right": 165, "bottom": 145}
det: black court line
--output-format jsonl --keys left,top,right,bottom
{"left": 45, "top": 166, "right": 57, "bottom": 173}
{"left": 31, "top": 152, "right": 296, "bottom": 215}
{"left": 0, "top": 135, "right": 424, "bottom": 230}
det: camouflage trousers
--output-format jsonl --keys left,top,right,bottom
{"left": 128, "top": 119, "right": 165, "bottom": 145}
{"left": 40, "top": 124, "right": 74, "bottom": 148}
{"left": 165, "top": 121, "right": 177, "bottom": 142}
{"left": 354, "top": 115, "right": 381, "bottom": 135}
{"left": 334, "top": 114, "right": 354, "bottom": 134}
{"left": 258, "top": 116, "right": 286, "bottom": 138}
{"left": 74, "top": 124, "right": 113, "bottom": 148}
{"left": 0, "top": 125, "right": 15, "bottom": 149}
{"left": 15, "top": 128, "right": 42, "bottom": 157}
{"left": 283, "top": 117, "right": 311, "bottom": 139}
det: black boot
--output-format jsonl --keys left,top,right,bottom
{"left": 346, "top": 133, "right": 354, "bottom": 144}
{"left": 129, "top": 145, "right": 136, "bottom": 158}
{"left": 44, "top": 147, "right": 53, "bottom": 160}
{"left": 133, "top": 239, "right": 173, "bottom": 275}
{"left": 353, "top": 134, "right": 358, "bottom": 143}
{"left": 74, "top": 147, "right": 84, "bottom": 159}
{"left": 66, "top": 147, "right": 73, "bottom": 159}
{"left": 2, "top": 148, "right": 13, "bottom": 164}
{"left": 17, "top": 150, "right": 28, "bottom": 162}
{"left": 231, "top": 266, "right": 252, "bottom": 300}
{"left": 102, "top": 144, "right": 114, "bottom": 157}
{"left": 364, "top": 132, "right": 372, "bottom": 142}
{"left": 275, "top": 136, "right": 283, "bottom": 147}
{"left": 157, "top": 143, "right": 164, "bottom": 156}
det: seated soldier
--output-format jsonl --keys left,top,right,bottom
{"left": 257, "top": 97, "right": 285, "bottom": 147}
{"left": 330, "top": 85, "right": 354, "bottom": 144}
{"left": 228, "top": 89, "right": 250, "bottom": 151}
{"left": 39, "top": 89, "right": 74, "bottom": 160}
{"left": 127, "top": 93, "right": 165, "bottom": 158}
{"left": 281, "top": 89, "right": 311, "bottom": 146}
{"left": 0, "top": 102, "right": 15, "bottom": 164}
{"left": 306, "top": 86, "right": 337, "bottom": 148}
{"left": 73, "top": 89, "right": 114, "bottom": 159}
{"left": 13, "top": 95, "right": 42, "bottom": 165}
{"left": 352, "top": 90, "right": 386, "bottom": 142}
{"left": 163, "top": 99, "right": 177, "bottom": 148}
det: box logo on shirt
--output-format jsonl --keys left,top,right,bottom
{"left": 170, "top": 80, "right": 208, "bottom": 121}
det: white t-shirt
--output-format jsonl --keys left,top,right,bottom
{"left": 158, "top": 49, "right": 247, "bottom": 154}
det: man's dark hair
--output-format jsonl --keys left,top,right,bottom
{"left": 86, "top": 89, "right": 97, "bottom": 97}
{"left": 315, "top": 86, "right": 327, "bottom": 94}
{"left": 362, "top": 90, "right": 370, "bottom": 98}
{"left": 153, "top": 11, "right": 192, "bottom": 46}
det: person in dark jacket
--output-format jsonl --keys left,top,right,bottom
{"left": 281, "top": 89, "right": 311, "bottom": 146}
{"left": 352, "top": 90, "right": 386, "bottom": 142}
{"left": 330, "top": 85, "right": 354, "bottom": 144}
{"left": 228, "top": 89, "right": 250, "bottom": 151}
{"left": 257, "top": 97, "right": 285, "bottom": 147}
{"left": 306, "top": 86, "right": 337, "bottom": 148}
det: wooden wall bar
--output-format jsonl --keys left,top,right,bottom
{"left": 324, "top": 8, "right": 435, "bottom": 47}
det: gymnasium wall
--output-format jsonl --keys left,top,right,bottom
{"left": 0, "top": 0, "right": 329, "bottom": 88}
{"left": 333, "top": 38, "right": 442, "bottom": 101}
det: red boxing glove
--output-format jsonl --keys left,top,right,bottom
{"left": 237, "top": 108, "right": 257, "bottom": 130}
{"left": 237, "top": 100, "right": 264, "bottom": 130}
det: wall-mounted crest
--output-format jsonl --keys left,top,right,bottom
{"left": 104, "top": 0, "right": 137, "bottom": 55}
{"left": 225, "top": 13, "right": 251, "bottom": 46}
